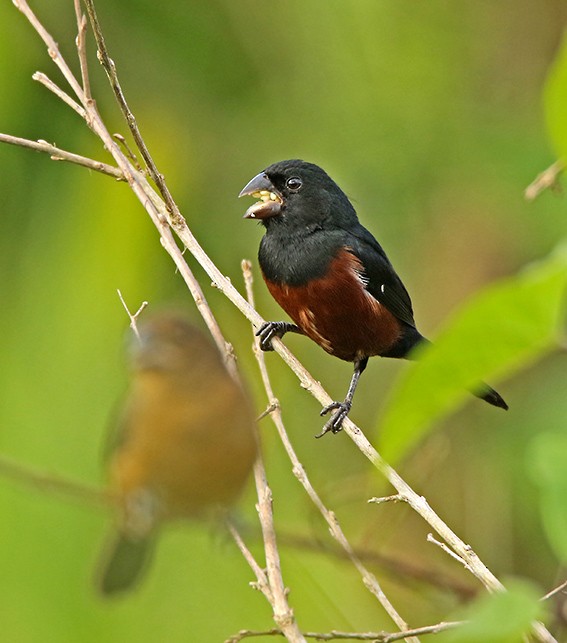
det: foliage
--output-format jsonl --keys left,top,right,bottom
{"left": 380, "top": 245, "right": 567, "bottom": 462}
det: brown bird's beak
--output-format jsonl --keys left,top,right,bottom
{"left": 239, "top": 172, "right": 283, "bottom": 220}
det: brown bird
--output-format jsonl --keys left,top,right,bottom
{"left": 95, "top": 313, "right": 258, "bottom": 596}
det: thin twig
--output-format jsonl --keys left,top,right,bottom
{"left": 83, "top": 0, "right": 181, "bottom": 221}
{"left": 116, "top": 290, "right": 148, "bottom": 342}
{"left": 276, "top": 532, "right": 477, "bottom": 601}
{"left": 0, "top": 454, "right": 111, "bottom": 509}
{"left": 113, "top": 133, "right": 142, "bottom": 170}
{"left": 427, "top": 534, "right": 469, "bottom": 569}
{"left": 0, "top": 133, "right": 123, "bottom": 179}
{"left": 32, "top": 72, "right": 86, "bottom": 118}
{"left": 251, "top": 455, "right": 305, "bottom": 641}
{"left": 368, "top": 495, "right": 405, "bottom": 505}
{"left": 525, "top": 160, "right": 564, "bottom": 201}
{"left": 541, "top": 579, "right": 567, "bottom": 602}
{"left": 226, "top": 519, "right": 273, "bottom": 602}
{"left": 74, "top": 0, "right": 91, "bottom": 100}
{"left": 242, "top": 260, "right": 418, "bottom": 643}
{"left": 13, "top": 1, "right": 86, "bottom": 105}
{"left": 226, "top": 621, "right": 461, "bottom": 643}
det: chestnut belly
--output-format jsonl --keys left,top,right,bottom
{"left": 263, "top": 251, "right": 402, "bottom": 362}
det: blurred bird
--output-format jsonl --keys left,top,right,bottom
{"left": 240, "top": 159, "right": 508, "bottom": 436}
{"left": 95, "top": 313, "right": 258, "bottom": 596}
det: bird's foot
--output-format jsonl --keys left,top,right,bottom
{"left": 256, "top": 321, "right": 294, "bottom": 351}
{"left": 316, "top": 401, "right": 352, "bottom": 438}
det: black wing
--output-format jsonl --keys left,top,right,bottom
{"left": 345, "top": 223, "right": 416, "bottom": 328}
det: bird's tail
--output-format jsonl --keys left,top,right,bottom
{"left": 473, "top": 383, "right": 509, "bottom": 410}
{"left": 405, "top": 336, "right": 509, "bottom": 410}
{"left": 95, "top": 530, "right": 157, "bottom": 596}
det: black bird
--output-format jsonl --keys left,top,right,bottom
{"left": 240, "top": 159, "right": 508, "bottom": 437}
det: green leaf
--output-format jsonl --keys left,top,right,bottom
{"left": 379, "top": 246, "right": 567, "bottom": 462}
{"left": 437, "top": 579, "right": 544, "bottom": 643}
{"left": 529, "top": 432, "right": 567, "bottom": 562}
{"left": 545, "top": 29, "right": 567, "bottom": 159}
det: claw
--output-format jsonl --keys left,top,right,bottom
{"left": 315, "top": 401, "right": 351, "bottom": 438}
{"left": 255, "top": 321, "right": 299, "bottom": 352}
{"left": 255, "top": 322, "right": 279, "bottom": 351}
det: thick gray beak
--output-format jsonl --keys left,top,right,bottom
{"left": 239, "top": 172, "right": 283, "bottom": 220}
{"left": 239, "top": 172, "right": 274, "bottom": 197}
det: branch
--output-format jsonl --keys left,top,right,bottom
{"left": 525, "top": 160, "right": 564, "bottom": 201}
{"left": 541, "top": 579, "right": 567, "bottom": 602}
{"left": 0, "top": 133, "right": 124, "bottom": 180}
{"left": 226, "top": 519, "right": 273, "bottom": 602}
{"left": 82, "top": 0, "right": 180, "bottom": 219}
{"left": 251, "top": 453, "right": 306, "bottom": 642}
{"left": 276, "top": 532, "right": 477, "bottom": 601}
{"left": 0, "top": 453, "right": 110, "bottom": 509}
{"left": 116, "top": 290, "right": 148, "bottom": 342}
{"left": 242, "top": 261, "right": 418, "bottom": 642}
{"left": 226, "top": 621, "right": 461, "bottom": 643}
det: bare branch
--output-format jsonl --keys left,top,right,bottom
{"left": 427, "top": 534, "right": 469, "bottom": 569}
{"left": 74, "top": 0, "right": 91, "bottom": 100}
{"left": 226, "top": 621, "right": 462, "bottom": 643}
{"left": 242, "top": 260, "right": 417, "bottom": 643}
{"left": 32, "top": 72, "right": 85, "bottom": 118}
{"left": 525, "top": 160, "right": 564, "bottom": 201}
{"left": 368, "top": 495, "right": 405, "bottom": 505}
{"left": 277, "top": 532, "right": 477, "bottom": 601}
{"left": 113, "top": 133, "right": 142, "bottom": 170}
{"left": 116, "top": 290, "right": 148, "bottom": 342}
{"left": 14, "top": 0, "right": 85, "bottom": 104}
{"left": 541, "top": 579, "right": 567, "bottom": 602}
{"left": 82, "top": 0, "right": 180, "bottom": 219}
{"left": 226, "top": 519, "right": 273, "bottom": 602}
{"left": 0, "top": 133, "right": 123, "bottom": 179}
{"left": 251, "top": 455, "right": 305, "bottom": 641}
{"left": 0, "top": 453, "right": 111, "bottom": 509}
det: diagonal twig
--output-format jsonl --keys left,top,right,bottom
{"left": 242, "top": 260, "right": 418, "bottom": 643}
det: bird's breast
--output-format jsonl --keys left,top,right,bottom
{"left": 263, "top": 248, "right": 402, "bottom": 361}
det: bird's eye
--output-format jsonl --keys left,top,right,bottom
{"left": 286, "top": 177, "right": 302, "bottom": 191}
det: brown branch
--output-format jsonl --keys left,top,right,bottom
{"left": 73, "top": 0, "right": 91, "bottom": 101}
{"left": 226, "top": 519, "right": 273, "bottom": 602}
{"left": 13, "top": 1, "right": 86, "bottom": 106}
{"left": 32, "top": 72, "right": 86, "bottom": 118}
{"left": 242, "top": 260, "right": 418, "bottom": 643}
{"left": 525, "top": 160, "right": 564, "bottom": 201}
{"left": 82, "top": 0, "right": 180, "bottom": 220}
{"left": 276, "top": 532, "right": 477, "bottom": 602}
{"left": 226, "top": 621, "right": 461, "bottom": 643}
{"left": 0, "top": 133, "right": 123, "bottom": 180}
{"left": 251, "top": 454, "right": 306, "bottom": 642}
{"left": 0, "top": 454, "right": 111, "bottom": 509}
{"left": 541, "top": 580, "right": 567, "bottom": 602}
{"left": 368, "top": 495, "right": 405, "bottom": 505}
{"left": 116, "top": 290, "right": 148, "bottom": 342}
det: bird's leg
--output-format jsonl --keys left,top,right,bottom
{"left": 256, "top": 321, "right": 302, "bottom": 352}
{"left": 317, "top": 358, "right": 368, "bottom": 438}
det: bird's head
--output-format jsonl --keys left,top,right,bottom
{"left": 239, "top": 159, "right": 357, "bottom": 229}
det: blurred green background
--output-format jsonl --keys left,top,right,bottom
{"left": 1, "top": 1, "right": 566, "bottom": 641}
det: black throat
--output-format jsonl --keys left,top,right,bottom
{"left": 258, "top": 218, "right": 345, "bottom": 286}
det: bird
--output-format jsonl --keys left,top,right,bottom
{"left": 95, "top": 313, "right": 258, "bottom": 596}
{"left": 239, "top": 159, "right": 508, "bottom": 437}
